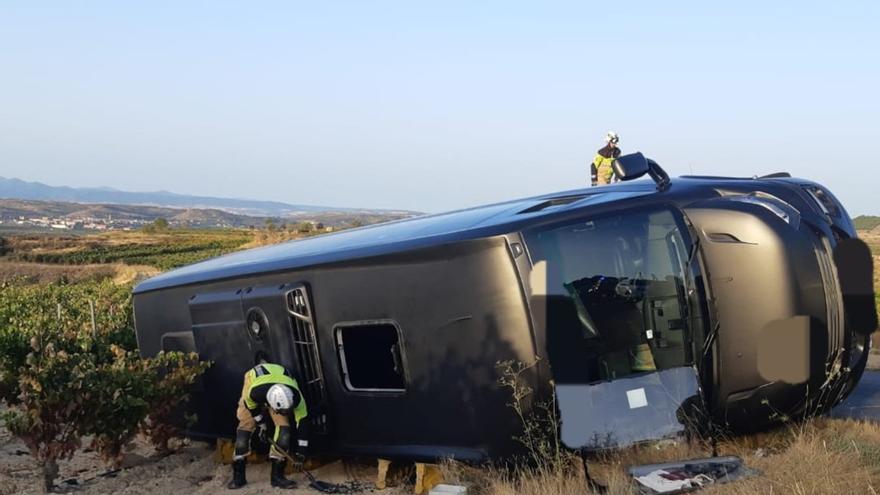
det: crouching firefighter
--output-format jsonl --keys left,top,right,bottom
{"left": 228, "top": 363, "right": 309, "bottom": 490}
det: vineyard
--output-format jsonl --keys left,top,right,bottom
{"left": 3, "top": 230, "right": 253, "bottom": 271}
{"left": 0, "top": 226, "right": 339, "bottom": 493}
{"left": 0, "top": 277, "right": 209, "bottom": 492}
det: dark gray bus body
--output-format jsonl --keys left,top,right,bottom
{"left": 133, "top": 174, "right": 868, "bottom": 461}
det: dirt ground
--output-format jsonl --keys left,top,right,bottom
{"left": 0, "top": 426, "right": 409, "bottom": 495}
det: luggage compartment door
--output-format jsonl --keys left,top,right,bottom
{"left": 188, "top": 289, "right": 250, "bottom": 435}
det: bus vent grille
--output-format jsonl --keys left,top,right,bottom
{"left": 286, "top": 285, "right": 329, "bottom": 434}
{"left": 814, "top": 236, "right": 844, "bottom": 356}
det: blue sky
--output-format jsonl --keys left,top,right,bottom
{"left": 1, "top": 2, "right": 878, "bottom": 213}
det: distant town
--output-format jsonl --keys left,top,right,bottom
{"left": 0, "top": 177, "right": 418, "bottom": 234}
{"left": 1, "top": 214, "right": 145, "bottom": 231}
{"left": 0, "top": 196, "right": 414, "bottom": 234}
{"left": 0, "top": 213, "right": 335, "bottom": 233}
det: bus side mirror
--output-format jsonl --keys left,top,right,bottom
{"left": 612, "top": 152, "right": 650, "bottom": 180}
{"left": 613, "top": 152, "right": 672, "bottom": 192}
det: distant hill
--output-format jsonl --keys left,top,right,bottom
{"left": 854, "top": 215, "right": 880, "bottom": 231}
{"left": 0, "top": 176, "right": 416, "bottom": 218}
{"left": 0, "top": 198, "right": 411, "bottom": 229}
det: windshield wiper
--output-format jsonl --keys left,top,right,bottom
{"left": 680, "top": 233, "right": 718, "bottom": 375}
{"left": 669, "top": 231, "right": 707, "bottom": 364}
{"left": 702, "top": 320, "right": 720, "bottom": 364}
{"left": 681, "top": 235, "right": 701, "bottom": 295}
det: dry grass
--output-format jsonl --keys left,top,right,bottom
{"left": 110, "top": 264, "right": 161, "bottom": 285}
{"left": 0, "top": 261, "right": 158, "bottom": 285}
{"left": 240, "top": 229, "right": 304, "bottom": 249}
{"left": 0, "top": 261, "right": 116, "bottom": 284}
{"left": 714, "top": 421, "right": 880, "bottom": 494}
{"left": 439, "top": 418, "right": 880, "bottom": 495}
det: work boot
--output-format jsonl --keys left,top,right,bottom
{"left": 270, "top": 459, "right": 297, "bottom": 489}
{"left": 227, "top": 459, "right": 247, "bottom": 489}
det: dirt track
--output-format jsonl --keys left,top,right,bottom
{"left": 0, "top": 426, "right": 407, "bottom": 495}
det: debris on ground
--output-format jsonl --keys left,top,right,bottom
{"left": 629, "top": 456, "right": 758, "bottom": 494}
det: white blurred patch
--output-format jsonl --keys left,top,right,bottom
{"left": 627, "top": 388, "right": 648, "bottom": 409}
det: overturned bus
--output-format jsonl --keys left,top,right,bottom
{"left": 133, "top": 153, "right": 876, "bottom": 460}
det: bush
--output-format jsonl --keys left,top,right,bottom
{"left": 83, "top": 347, "right": 209, "bottom": 467}
{"left": 81, "top": 345, "right": 156, "bottom": 467}
{"left": 3, "top": 341, "right": 208, "bottom": 491}
{"left": 1, "top": 343, "right": 90, "bottom": 492}
{"left": 0, "top": 323, "right": 31, "bottom": 405}
{"left": 496, "top": 359, "right": 569, "bottom": 471}
{"left": 0, "top": 280, "right": 210, "bottom": 492}
{"left": 137, "top": 350, "right": 210, "bottom": 454}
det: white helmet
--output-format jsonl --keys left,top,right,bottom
{"left": 605, "top": 131, "right": 619, "bottom": 144}
{"left": 267, "top": 384, "right": 295, "bottom": 413}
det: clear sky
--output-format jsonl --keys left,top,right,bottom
{"left": 1, "top": 2, "right": 878, "bottom": 214}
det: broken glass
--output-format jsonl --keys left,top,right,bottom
{"left": 525, "top": 206, "right": 709, "bottom": 450}
{"left": 555, "top": 366, "right": 702, "bottom": 450}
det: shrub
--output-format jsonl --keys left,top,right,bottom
{"left": 81, "top": 345, "right": 156, "bottom": 468}
{"left": 138, "top": 350, "right": 210, "bottom": 454}
{"left": 0, "top": 280, "right": 210, "bottom": 491}
{"left": 496, "top": 359, "right": 569, "bottom": 471}
{"left": 0, "top": 323, "right": 31, "bottom": 405}
{"left": 2, "top": 338, "right": 209, "bottom": 491}
{"left": 82, "top": 347, "right": 209, "bottom": 467}
{"left": 1, "top": 342, "right": 91, "bottom": 493}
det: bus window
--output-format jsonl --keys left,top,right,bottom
{"left": 527, "top": 208, "right": 698, "bottom": 384}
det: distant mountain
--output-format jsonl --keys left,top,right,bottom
{"left": 0, "top": 198, "right": 249, "bottom": 226}
{"left": 0, "top": 177, "right": 416, "bottom": 217}
{"left": 0, "top": 198, "right": 411, "bottom": 229}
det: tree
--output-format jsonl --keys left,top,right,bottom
{"left": 141, "top": 218, "right": 169, "bottom": 234}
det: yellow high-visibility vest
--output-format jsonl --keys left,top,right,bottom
{"left": 244, "top": 364, "right": 308, "bottom": 426}
{"left": 592, "top": 153, "right": 615, "bottom": 185}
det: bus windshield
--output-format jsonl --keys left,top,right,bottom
{"left": 526, "top": 207, "right": 701, "bottom": 385}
